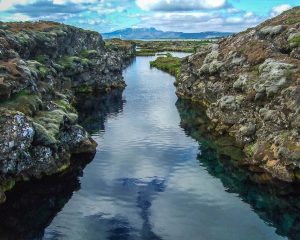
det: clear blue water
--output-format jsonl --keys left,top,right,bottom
{"left": 1, "top": 53, "right": 300, "bottom": 240}
{"left": 44, "top": 54, "right": 289, "bottom": 240}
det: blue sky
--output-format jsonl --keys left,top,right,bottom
{"left": 0, "top": 0, "right": 299, "bottom": 33}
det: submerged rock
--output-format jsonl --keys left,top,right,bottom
{"left": 176, "top": 7, "right": 300, "bottom": 183}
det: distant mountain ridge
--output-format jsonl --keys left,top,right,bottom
{"left": 102, "top": 27, "right": 232, "bottom": 40}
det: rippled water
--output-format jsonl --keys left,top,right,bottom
{"left": 1, "top": 53, "right": 300, "bottom": 240}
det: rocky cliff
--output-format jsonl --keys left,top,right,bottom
{"left": 0, "top": 21, "right": 134, "bottom": 202}
{"left": 176, "top": 7, "right": 300, "bottom": 183}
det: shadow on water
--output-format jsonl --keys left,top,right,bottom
{"left": 0, "top": 153, "right": 95, "bottom": 240}
{"left": 0, "top": 90, "right": 125, "bottom": 240}
{"left": 176, "top": 98, "right": 300, "bottom": 240}
{"left": 75, "top": 89, "right": 125, "bottom": 134}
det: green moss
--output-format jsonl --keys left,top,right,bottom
{"left": 150, "top": 54, "right": 181, "bottom": 77}
{"left": 79, "top": 49, "right": 98, "bottom": 58}
{"left": 34, "top": 109, "right": 77, "bottom": 139}
{"left": 289, "top": 35, "right": 300, "bottom": 47}
{"left": 75, "top": 84, "right": 94, "bottom": 93}
{"left": 245, "top": 143, "right": 256, "bottom": 157}
{"left": 34, "top": 106, "right": 78, "bottom": 140}
{"left": 32, "top": 122, "right": 57, "bottom": 146}
{"left": 294, "top": 169, "right": 300, "bottom": 181}
{"left": 27, "top": 61, "right": 49, "bottom": 79}
{"left": 34, "top": 54, "right": 48, "bottom": 64}
{"left": 66, "top": 112, "right": 78, "bottom": 124}
{"left": 52, "top": 29, "right": 67, "bottom": 37}
{"left": 0, "top": 179, "right": 16, "bottom": 192}
{"left": 57, "top": 56, "right": 90, "bottom": 70}
{"left": 34, "top": 31, "right": 51, "bottom": 42}
{"left": 34, "top": 110, "right": 64, "bottom": 139}
{"left": 39, "top": 65, "right": 49, "bottom": 78}
{"left": 285, "top": 19, "right": 300, "bottom": 25}
{"left": 0, "top": 90, "right": 42, "bottom": 116}
{"left": 283, "top": 7, "right": 300, "bottom": 25}
{"left": 16, "top": 33, "right": 30, "bottom": 45}
{"left": 54, "top": 99, "right": 76, "bottom": 113}
{"left": 57, "top": 162, "right": 70, "bottom": 172}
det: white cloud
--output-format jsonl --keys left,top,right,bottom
{"left": 225, "top": 17, "right": 243, "bottom": 24}
{"left": 38, "top": 13, "right": 77, "bottom": 20}
{"left": 2, "top": 13, "right": 32, "bottom": 21}
{"left": 89, "top": 5, "right": 125, "bottom": 14}
{"left": 136, "top": 0, "right": 227, "bottom": 11}
{"left": 270, "top": 4, "right": 292, "bottom": 17}
{"left": 79, "top": 18, "right": 106, "bottom": 25}
{"left": 53, "top": 0, "right": 97, "bottom": 4}
{"left": 136, "top": 11, "right": 263, "bottom": 33}
{"left": 244, "top": 12, "right": 253, "bottom": 18}
{"left": 227, "top": 8, "right": 240, "bottom": 14}
{"left": 0, "top": 0, "right": 35, "bottom": 11}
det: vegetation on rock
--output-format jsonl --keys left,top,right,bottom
{"left": 0, "top": 21, "right": 135, "bottom": 203}
{"left": 135, "top": 40, "right": 212, "bottom": 55}
{"left": 176, "top": 7, "right": 300, "bottom": 183}
{"left": 150, "top": 53, "right": 181, "bottom": 77}
{"left": 0, "top": 90, "right": 42, "bottom": 116}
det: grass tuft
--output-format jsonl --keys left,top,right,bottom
{"left": 150, "top": 53, "right": 182, "bottom": 78}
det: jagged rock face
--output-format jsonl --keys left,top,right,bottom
{"left": 0, "top": 22, "right": 105, "bottom": 60}
{"left": 0, "top": 109, "right": 34, "bottom": 174}
{"left": 176, "top": 7, "right": 300, "bottom": 182}
{"left": 0, "top": 22, "right": 135, "bottom": 100}
{"left": 0, "top": 21, "right": 134, "bottom": 203}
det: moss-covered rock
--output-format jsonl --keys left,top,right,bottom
{"left": 176, "top": 7, "right": 300, "bottom": 183}
{"left": 0, "top": 90, "right": 42, "bottom": 116}
{"left": 245, "top": 143, "right": 257, "bottom": 157}
{"left": 57, "top": 56, "right": 90, "bottom": 70}
{"left": 32, "top": 122, "right": 57, "bottom": 147}
{"left": 0, "top": 20, "right": 135, "bottom": 204}
{"left": 288, "top": 33, "right": 300, "bottom": 48}
{"left": 79, "top": 49, "right": 99, "bottom": 58}
{"left": 34, "top": 109, "right": 78, "bottom": 139}
{"left": 34, "top": 54, "right": 49, "bottom": 64}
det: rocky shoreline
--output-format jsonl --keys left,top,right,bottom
{"left": 176, "top": 7, "right": 300, "bottom": 183}
{"left": 0, "top": 21, "right": 135, "bottom": 203}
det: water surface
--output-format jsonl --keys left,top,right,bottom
{"left": 1, "top": 53, "right": 300, "bottom": 240}
{"left": 44, "top": 53, "right": 289, "bottom": 240}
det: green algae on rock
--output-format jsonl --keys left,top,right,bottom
{"left": 176, "top": 7, "right": 300, "bottom": 183}
{"left": 0, "top": 21, "right": 135, "bottom": 203}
